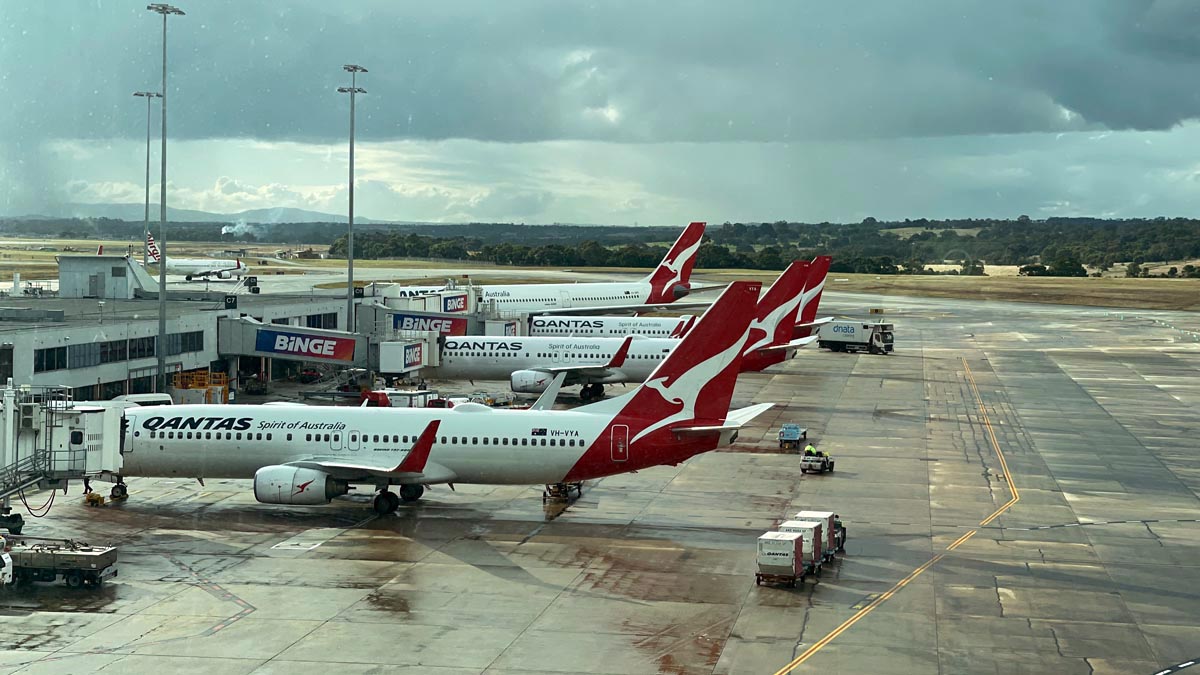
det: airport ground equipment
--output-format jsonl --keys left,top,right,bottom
{"left": 4, "top": 536, "right": 118, "bottom": 588}
{"left": 777, "top": 520, "right": 825, "bottom": 577}
{"left": 755, "top": 531, "right": 808, "bottom": 587}
{"left": 542, "top": 481, "right": 584, "bottom": 503}
{"left": 792, "top": 511, "right": 845, "bottom": 559}
{"left": 817, "top": 320, "right": 895, "bottom": 354}
{"left": 800, "top": 453, "right": 835, "bottom": 474}
{"left": 777, "top": 423, "right": 807, "bottom": 450}
{"left": 0, "top": 382, "right": 125, "bottom": 534}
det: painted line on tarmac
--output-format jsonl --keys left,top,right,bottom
{"left": 773, "top": 357, "right": 1019, "bottom": 675}
{"left": 1153, "top": 658, "right": 1200, "bottom": 674}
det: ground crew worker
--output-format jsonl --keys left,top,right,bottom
{"left": 804, "top": 443, "right": 817, "bottom": 456}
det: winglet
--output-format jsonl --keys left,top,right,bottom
{"left": 393, "top": 420, "right": 440, "bottom": 473}
{"left": 606, "top": 335, "right": 634, "bottom": 368}
{"left": 529, "top": 371, "right": 567, "bottom": 411}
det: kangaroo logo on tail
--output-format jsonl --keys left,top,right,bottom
{"left": 743, "top": 260, "right": 811, "bottom": 356}
{"left": 616, "top": 280, "right": 761, "bottom": 442}
{"left": 645, "top": 222, "right": 705, "bottom": 303}
{"left": 794, "top": 255, "right": 831, "bottom": 338}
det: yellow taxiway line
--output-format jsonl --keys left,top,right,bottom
{"left": 773, "top": 357, "right": 1020, "bottom": 674}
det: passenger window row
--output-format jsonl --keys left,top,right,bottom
{"left": 150, "top": 431, "right": 280, "bottom": 441}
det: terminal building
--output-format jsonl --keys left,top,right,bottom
{"left": 1, "top": 254, "right": 512, "bottom": 402}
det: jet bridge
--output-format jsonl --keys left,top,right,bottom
{"left": 0, "top": 380, "right": 126, "bottom": 533}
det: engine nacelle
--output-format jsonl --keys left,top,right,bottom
{"left": 510, "top": 369, "right": 552, "bottom": 394}
{"left": 217, "top": 270, "right": 232, "bottom": 280}
{"left": 253, "top": 465, "right": 348, "bottom": 505}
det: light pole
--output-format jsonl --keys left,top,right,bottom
{"left": 338, "top": 64, "right": 366, "bottom": 331}
{"left": 148, "top": 3, "right": 184, "bottom": 394}
{"left": 132, "top": 91, "right": 161, "bottom": 267}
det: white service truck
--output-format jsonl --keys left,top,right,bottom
{"left": 817, "top": 321, "right": 894, "bottom": 354}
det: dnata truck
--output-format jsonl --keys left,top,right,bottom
{"left": 817, "top": 321, "right": 894, "bottom": 354}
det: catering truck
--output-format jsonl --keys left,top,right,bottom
{"left": 817, "top": 321, "right": 894, "bottom": 354}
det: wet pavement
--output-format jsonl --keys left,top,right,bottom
{"left": 1, "top": 293, "right": 1199, "bottom": 674}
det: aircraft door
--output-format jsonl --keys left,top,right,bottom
{"left": 348, "top": 430, "right": 361, "bottom": 452}
{"left": 610, "top": 424, "right": 628, "bottom": 462}
{"left": 329, "top": 432, "right": 342, "bottom": 451}
{"left": 557, "top": 289, "right": 572, "bottom": 309}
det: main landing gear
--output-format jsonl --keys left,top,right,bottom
{"left": 579, "top": 383, "right": 605, "bottom": 403}
{"left": 373, "top": 485, "right": 425, "bottom": 514}
{"left": 543, "top": 482, "right": 583, "bottom": 504}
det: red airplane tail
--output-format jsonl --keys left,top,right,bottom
{"left": 562, "top": 280, "right": 763, "bottom": 482}
{"left": 645, "top": 221, "right": 706, "bottom": 303}
{"left": 794, "top": 255, "right": 831, "bottom": 339}
{"left": 746, "top": 260, "right": 811, "bottom": 353}
{"left": 96, "top": 245, "right": 103, "bottom": 255}
{"left": 616, "top": 279, "right": 760, "bottom": 432}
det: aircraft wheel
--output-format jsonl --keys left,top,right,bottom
{"left": 111, "top": 483, "right": 128, "bottom": 500}
{"left": 399, "top": 484, "right": 424, "bottom": 503}
{"left": 373, "top": 491, "right": 399, "bottom": 514}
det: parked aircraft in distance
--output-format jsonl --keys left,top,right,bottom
{"left": 147, "top": 233, "right": 247, "bottom": 281}
{"left": 381, "top": 221, "right": 708, "bottom": 314}
{"left": 118, "top": 281, "right": 774, "bottom": 514}
{"left": 423, "top": 260, "right": 815, "bottom": 401}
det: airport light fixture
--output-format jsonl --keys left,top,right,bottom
{"left": 148, "top": 2, "right": 184, "bottom": 393}
{"left": 132, "top": 91, "right": 162, "bottom": 267}
{"left": 337, "top": 64, "right": 367, "bottom": 331}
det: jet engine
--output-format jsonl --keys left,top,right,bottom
{"left": 670, "top": 282, "right": 691, "bottom": 299}
{"left": 253, "top": 466, "right": 348, "bottom": 505}
{"left": 510, "top": 369, "right": 552, "bottom": 393}
{"left": 217, "top": 270, "right": 232, "bottom": 280}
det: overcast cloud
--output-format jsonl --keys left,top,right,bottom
{"left": 3, "top": 1, "right": 1200, "bottom": 223}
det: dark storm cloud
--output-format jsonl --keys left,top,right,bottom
{"left": 3, "top": 0, "right": 1200, "bottom": 148}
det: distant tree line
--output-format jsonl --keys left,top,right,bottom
{"left": 6, "top": 215, "right": 1200, "bottom": 275}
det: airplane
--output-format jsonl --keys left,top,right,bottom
{"left": 146, "top": 233, "right": 248, "bottom": 281}
{"left": 526, "top": 255, "right": 832, "bottom": 342}
{"left": 381, "top": 221, "right": 707, "bottom": 314}
{"left": 424, "top": 260, "right": 815, "bottom": 401}
{"left": 793, "top": 255, "right": 832, "bottom": 339}
{"left": 117, "top": 280, "right": 774, "bottom": 515}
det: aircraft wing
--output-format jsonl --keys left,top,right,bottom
{"left": 751, "top": 335, "right": 819, "bottom": 354}
{"left": 537, "top": 336, "right": 635, "bottom": 377}
{"left": 668, "top": 403, "right": 775, "bottom": 436}
{"left": 528, "top": 372, "right": 568, "bottom": 410}
{"left": 284, "top": 421, "right": 450, "bottom": 480}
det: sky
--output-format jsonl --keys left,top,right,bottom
{"left": 4, "top": 0, "right": 1200, "bottom": 225}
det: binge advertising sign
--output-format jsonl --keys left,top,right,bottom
{"left": 392, "top": 313, "right": 468, "bottom": 335}
{"left": 403, "top": 343, "right": 423, "bottom": 369}
{"left": 255, "top": 329, "right": 356, "bottom": 361}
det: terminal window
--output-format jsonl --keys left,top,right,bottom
{"left": 33, "top": 346, "right": 67, "bottom": 372}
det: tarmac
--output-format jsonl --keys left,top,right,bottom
{"left": 1, "top": 291, "right": 1198, "bottom": 674}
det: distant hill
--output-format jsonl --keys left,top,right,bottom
{"left": 27, "top": 203, "right": 398, "bottom": 225}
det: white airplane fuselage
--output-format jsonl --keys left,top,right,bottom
{"left": 121, "top": 403, "right": 686, "bottom": 485}
{"left": 153, "top": 258, "right": 246, "bottom": 278}
{"left": 529, "top": 315, "right": 694, "bottom": 339}
{"left": 429, "top": 335, "right": 675, "bottom": 383}
{"left": 386, "top": 280, "right": 683, "bottom": 314}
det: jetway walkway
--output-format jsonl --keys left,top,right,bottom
{"left": 0, "top": 381, "right": 126, "bottom": 533}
